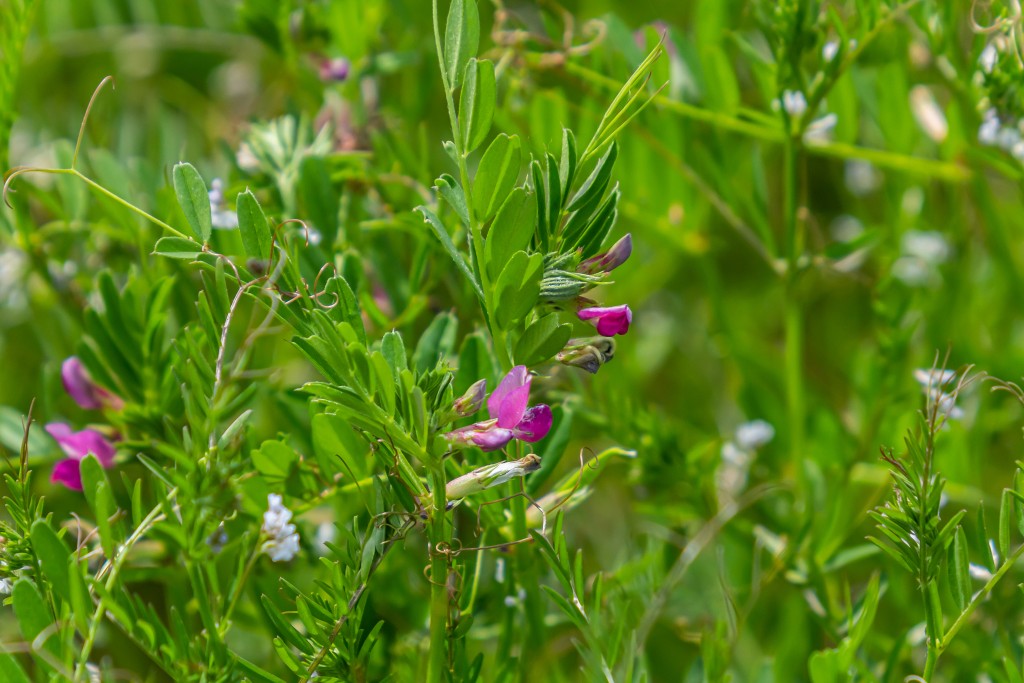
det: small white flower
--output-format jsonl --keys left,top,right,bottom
{"left": 822, "top": 40, "right": 839, "bottom": 62}
{"left": 892, "top": 257, "right": 932, "bottom": 286}
{"left": 830, "top": 215, "right": 864, "bottom": 242}
{"left": 998, "top": 125, "right": 1022, "bottom": 151}
{"left": 844, "top": 160, "right": 881, "bottom": 196}
{"left": 781, "top": 90, "right": 808, "bottom": 118}
{"left": 978, "top": 111, "right": 1001, "bottom": 145}
{"left": 909, "top": 86, "right": 948, "bottom": 142}
{"left": 721, "top": 441, "right": 750, "bottom": 467}
{"left": 969, "top": 562, "right": 994, "bottom": 581}
{"left": 495, "top": 558, "right": 506, "bottom": 584}
{"left": 735, "top": 420, "right": 775, "bottom": 451}
{"left": 913, "top": 368, "right": 957, "bottom": 388}
{"left": 209, "top": 178, "right": 239, "bottom": 230}
{"left": 0, "top": 578, "right": 11, "bottom": 595}
{"left": 979, "top": 44, "right": 998, "bottom": 73}
{"left": 803, "top": 113, "right": 838, "bottom": 144}
{"left": 902, "top": 230, "right": 950, "bottom": 265}
{"left": 929, "top": 388, "right": 964, "bottom": 420}
{"left": 261, "top": 494, "right": 300, "bottom": 562}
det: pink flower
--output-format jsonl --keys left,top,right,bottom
{"left": 578, "top": 233, "right": 632, "bottom": 275}
{"left": 61, "top": 357, "right": 124, "bottom": 411}
{"left": 578, "top": 304, "right": 632, "bottom": 336}
{"left": 445, "top": 366, "right": 553, "bottom": 452}
{"left": 45, "top": 423, "right": 116, "bottom": 491}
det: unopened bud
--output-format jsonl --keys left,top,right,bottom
{"left": 556, "top": 337, "right": 616, "bottom": 374}
{"left": 445, "top": 454, "right": 542, "bottom": 500}
{"left": 453, "top": 379, "right": 487, "bottom": 417}
{"left": 578, "top": 233, "right": 632, "bottom": 275}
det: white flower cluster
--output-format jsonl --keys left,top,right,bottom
{"left": 892, "top": 230, "right": 951, "bottom": 286}
{"left": 913, "top": 368, "right": 963, "bottom": 421}
{"left": 977, "top": 108, "right": 1024, "bottom": 160}
{"left": 208, "top": 178, "right": 239, "bottom": 229}
{"left": 261, "top": 494, "right": 300, "bottom": 562}
{"left": 718, "top": 420, "right": 775, "bottom": 501}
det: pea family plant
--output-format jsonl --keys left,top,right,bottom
{"left": 9, "top": 0, "right": 1024, "bottom": 681}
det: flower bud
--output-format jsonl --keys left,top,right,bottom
{"left": 445, "top": 454, "right": 542, "bottom": 500}
{"left": 555, "top": 337, "right": 616, "bottom": 374}
{"left": 453, "top": 379, "right": 487, "bottom": 417}
{"left": 577, "top": 304, "right": 632, "bottom": 336}
{"left": 319, "top": 57, "right": 350, "bottom": 82}
{"left": 578, "top": 233, "right": 632, "bottom": 275}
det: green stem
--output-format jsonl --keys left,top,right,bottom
{"left": 219, "top": 538, "right": 261, "bottom": 636}
{"left": 938, "top": 542, "right": 1024, "bottom": 655}
{"left": 430, "top": 0, "right": 512, "bottom": 371}
{"left": 783, "top": 137, "right": 805, "bottom": 472}
{"left": 73, "top": 490, "right": 174, "bottom": 681}
{"left": 426, "top": 467, "right": 451, "bottom": 683}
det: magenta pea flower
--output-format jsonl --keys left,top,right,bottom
{"left": 61, "top": 357, "right": 124, "bottom": 411}
{"left": 445, "top": 366, "right": 553, "bottom": 452}
{"left": 45, "top": 423, "right": 117, "bottom": 491}
{"left": 578, "top": 304, "right": 632, "bottom": 336}
{"left": 578, "top": 233, "right": 632, "bottom": 275}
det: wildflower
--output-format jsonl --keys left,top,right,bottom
{"left": 452, "top": 379, "right": 487, "bottom": 417}
{"left": 555, "top": 337, "right": 616, "bottom": 374}
{"left": 902, "top": 231, "right": 950, "bottom": 264}
{"left": 803, "top": 113, "right": 838, "bottom": 144}
{"left": 845, "top": 160, "right": 881, "bottom": 196}
{"left": 578, "top": 233, "right": 633, "bottom": 275}
{"left": 208, "top": 178, "right": 239, "bottom": 229}
{"left": 913, "top": 368, "right": 963, "bottom": 420}
{"left": 45, "top": 423, "right": 117, "bottom": 491}
{"left": 578, "top": 304, "right": 632, "bottom": 336}
{"left": 822, "top": 40, "right": 839, "bottom": 62}
{"left": 206, "top": 525, "right": 229, "bottom": 554}
{"left": 261, "top": 494, "right": 300, "bottom": 562}
{"left": 445, "top": 454, "right": 542, "bottom": 500}
{"left": 978, "top": 109, "right": 1000, "bottom": 146}
{"left": 909, "top": 86, "right": 948, "bottom": 142}
{"left": 0, "top": 578, "right": 11, "bottom": 595}
{"left": 735, "top": 420, "right": 775, "bottom": 451}
{"left": 979, "top": 44, "right": 998, "bottom": 73}
{"left": 779, "top": 90, "right": 807, "bottom": 118}
{"left": 318, "top": 57, "right": 350, "bottom": 82}
{"left": 61, "top": 357, "right": 124, "bottom": 411}
{"left": 445, "top": 366, "right": 552, "bottom": 452}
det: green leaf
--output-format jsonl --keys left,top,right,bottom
{"left": 260, "top": 596, "right": 315, "bottom": 654}
{"left": 484, "top": 188, "right": 536, "bottom": 281}
{"left": 172, "top": 162, "right": 212, "bottom": 242}
{"left": 513, "top": 313, "right": 572, "bottom": 367}
{"left": 30, "top": 521, "right": 71, "bottom": 603}
{"left": 416, "top": 206, "right": 484, "bottom": 303}
{"left": 413, "top": 312, "right": 459, "bottom": 373}
{"left": 443, "top": 0, "right": 479, "bottom": 90}
{"left": 949, "top": 527, "right": 970, "bottom": 613}
{"left": 493, "top": 251, "right": 543, "bottom": 330}
{"left": 455, "top": 331, "right": 497, "bottom": 395}
{"left": 153, "top": 236, "right": 204, "bottom": 260}
{"left": 458, "top": 58, "right": 495, "bottom": 153}
{"left": 558, "top": 128, "right": 577, "bottom": 203}
{"left": 382, "top": 331, "right": 408, "bottom": 375}
{"left": 236, "top": 189, "right": 272, "bottom": 259}
{"left": 253, "top": 440, "right": 298, "bottom": 480}
{"left": 435, "top": 174, "right": 469, "bottom": 226}
{"left": 566, "top": 141, "right": 617, "bottom": 214}
{"left": 0, "top": 651, "right": 29, "bottom": 683}
{"left": 1000, "top": 488, "right": 1013, "bottom": 563}
{"left": 299, "top": 155, "right": 339, "bottom": 247}
{"left": 12, "top": 580, "right": 58, "bottom": 660}
{"left": 325, "top": 276, "right": 367, "bottom": 346}
{"left": 473, "top": 134, "right": 522, "bottom": 222}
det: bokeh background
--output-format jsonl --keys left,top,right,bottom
{"left": 4, "top": 0, "right": 1024, "bottom": 680}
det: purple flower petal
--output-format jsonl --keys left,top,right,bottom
{"left": 62, "top": 357, "right": 102, "bottom": 409}
{"left": 52, "top": 458, "right": 83, "bottom": 491}
{"left": 46, "top": 423, "right": 117, "bottom": 467}
{"left": 471, "top": 428, "right": 515, "bottom": 452}
{"left": 488, "top": 366, "right": 531, "bottom": 429}
{"left": 578, "top": 233, "right": 633, "bottom": 275}
{"left": 512, "top": 405, "right": 553, "bottom": 443}
{"left": 578, "top": 305, "right": 632, "bottom": 336}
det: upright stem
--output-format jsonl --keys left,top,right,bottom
{"left": 430, "top": 0, "right": 512, "bottom": 372}
{"left": 426, "top": 467, "right": 451, "bottom": 683}
{"left": 782, "top": 138, "right": 805, "bottom": 475}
